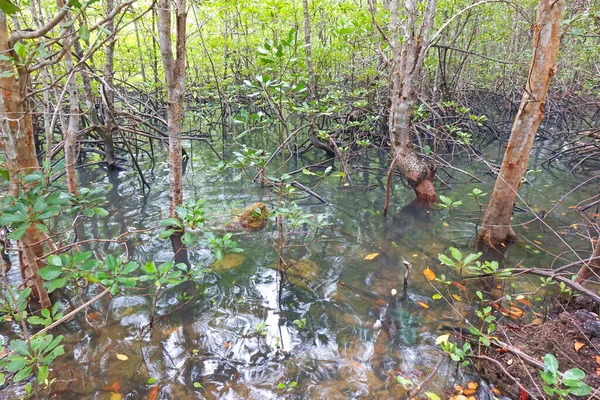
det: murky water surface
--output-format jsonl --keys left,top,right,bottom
{"left": 3, "top": 110, "right": 599, "bottom": 399}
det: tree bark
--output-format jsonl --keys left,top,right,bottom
{"left": 575, "top": 235, "right": 600, "bottom": 285}
{"left": 388, "top": 0, "right": 438, "bottom": 204}
{"left": 102, "top": 0, "right": 117, "bottom": 168}
{"left": 157, "top": 0, "right": 186, "bottom": 216}
{"left": 0, "top": 12, "right": 51, "bottom": 308}
{"left": 478, "top": 0, "right": 564, "bottom": 245}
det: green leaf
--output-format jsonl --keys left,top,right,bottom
{"left": 8, "top": 223, "right": 30, "bottom": 240}
{"left": 438, "top": 254, "right": 455, "bottom": 267}
{"left": 37, "top": 365, "right": 48, "bottom": 383}
{"left": 449, "top": 247, "right": 462, "bottom": 262}
{"left": 0, "top": 0, "right": 20, "bottom": 15}
{"left": 568, "top": 384, "right": 591, "bottom": 396}
{"left": 5, "top": 357, "right": 26, "bottom": 372}
{"left": 543, "top": 353, "right": 559, "bottom": 374}
{"left": 425, "top": 393, "right": 441, "bottom": 400}
{"left": 159, "top": 229, "right": 176, "bottom": 239}
{"left": 78, "top": 25, "right": 90, "bottom": 42}
{"left": 463, "top": 252, "right": 482, "bottom": 265}
{"left": 13, "top": 365, "right": 33, "bottom": 382}
{"left": 38, "top": 266, "right": 62, "bottom": 280}
{"left": 93, "top": 207, "right": 109, "bottom": 217}
{"left": 148, "top": 377, "right": 157, "bottom": 384}
{"left": 563, "top": 368, "right": 585, "bottom": 381}
{"left": 47, "top": 255, "right": 63, "bottom": 267}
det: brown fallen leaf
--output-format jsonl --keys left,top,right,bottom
{"left": 148, "top": 385, "right": 159, "bottom": 400}
{"left": 594, "top": 355, "right": 600, "bottom": 366}
{"left": 103, "top": 381, "right": 120, "bottom": 392}
{"left": 574, "top": 341, "right": 585, "bottom": 352}
{"left": 417, "top": 301, "right": 429, "bottom": 309}
{"left": 463, "top": 389, "right": 476, "bottom": 395}
{"left": 364, "top": 253, "right": 379, "bottom": 261}
{"left": 423, "top": 268, "right": 436, "bottom": 281}
{"left": 467, "top": 382, "right": 478, "bottom": 390}
{"left": 452, "top": 294, "right": 461, "bottom": 301}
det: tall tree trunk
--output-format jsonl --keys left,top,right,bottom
{"left": 388, "top": 0, "right": 438, "bottom": 203}
{"left": 478, "top": 0, "right": 564, "bottom": 245}
{"left": 0, "top": 12, "right": 51, "bottom": 308}
{"left": 102, "top": 0, "right": 117, "bottom": 168}
{"left": 63, "top": 44, "right": 80, "bottom": 195}
{"left": 157, "top": 0, "right": 186, "bottom": 217}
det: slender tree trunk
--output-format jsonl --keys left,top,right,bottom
{"left": 0, "top": 12, "right": 51, "bottom": 308}
{"left": 478, "top": 0, "right": 564, "bottom": 245}
{"left": 63, "top": 44, "right": 80, "bottom": 195}
{"left": 388, "top": 0, "right": 438, "bottom": 203}
{"left": 157, "top": 0, "right": 186, "bottom": 216}
{"left": 102, "top": 0, "right": 117, "bottom": 168}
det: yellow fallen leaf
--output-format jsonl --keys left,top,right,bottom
{"left": 412, "top": 253, "right": 419, "bottom": 257}
{"left": 467, "top": 382, "right": 478, "bottom": 390}
{"left": 435, "top": 334, "right": 450, "bottom": 345}
{"left": 443, "top": 222, "right": 449, "bottom": 227}
{"left": 417, "top": 301, "right": 429, "bottom": 309}
{"left": 452, "top": 294, "right": 461, "bottom": 301}
{"left": 110, "top": 393, "right": 122, "bottom": 400}
{"left": 574, "top": 341, "right": 585, "bottom": 352}
{"left": 515, "top": 295, "right": 525, "bottom": 300}
{"left": 116, "top": 354, "right": 129, "bottom": 361}
{"left": 531, "top": 318, "right": 544, "bottom": 325}
{"left": 533, "top": 240, "right": 543, "bottom": 245}
{"left": 423, "top": 268, "right": 436, "bottom": 281}
{"left": 364, "top": 253, "right": 379, "bottom": 260}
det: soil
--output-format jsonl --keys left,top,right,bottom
{"left": 477, "top": 295, "right": 600, "bottom": 399}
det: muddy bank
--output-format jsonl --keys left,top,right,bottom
{"left": 477, "top": 303, "right": 600, "bottom": 399}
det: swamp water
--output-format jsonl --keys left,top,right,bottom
{"left": 3, "top": 119, "right": 598, "bottom": 399}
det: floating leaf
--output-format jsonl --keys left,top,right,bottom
{"left": 452, "top": 294, "right": 461, "bottom": 301}
{"left": 116, "top": 354, "right": 128, "bottom": 361}
{"left": 364, "top": 253, "right": 379, "bottom": 261}
{"left": 423, "top": 268, "right": 436, "bottom": 281}
{"left": 148, "top": 385, "right": 159, "bottom": 400}
{"left": 417, "top": 301, "right": 429, "bottom": 309}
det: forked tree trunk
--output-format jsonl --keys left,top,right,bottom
{"left": 157, "top": 0, "right": 186, "bottom": 217}
{"left": 478, "top": 0, "right": 564, "bottom": 245}
{"left": 0, "top": 12, "right": 51, "bottom": 308}
{"left": 388, "top": 0, "right": 438, "bottom": 204}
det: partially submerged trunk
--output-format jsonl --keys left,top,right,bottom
{"left": 478, "top": 0, "right": 564, "bottom": 245}
{"left": 157, "top": 0, "right": 186, "bottom": 217}
{"left": 102, "top": 0, "right": 117, "bottom": 168}
{"left": 0, "top": 12, "right": 51, "bottom": 308}
{"left": 388, "top": 0, "right": 438, "bottom": 204}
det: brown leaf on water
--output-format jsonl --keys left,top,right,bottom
{"left": 574, "top": 341, "right": 585, "bottom": 352}
{"left": 103, "top": 381, "right": 120, "bottom": 392}
{"left": 417, "top": 301, "right": 429, "bottom": 309}
{"left": 423, "top": 268, "right": 436, "bottom": 281}
{"left": 364, "top": 253, "right": 379, "bottom": 260}
{"left": 148, "top": 385, "right": 159, "bottom": 400}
